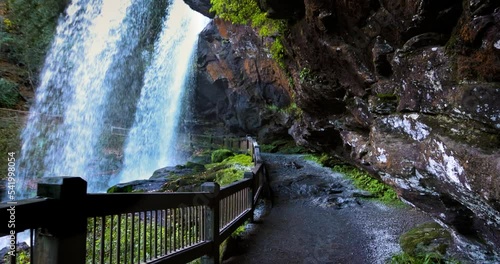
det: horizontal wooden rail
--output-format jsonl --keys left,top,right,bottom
{"left": 0, "top": 136, "right": 267, "bottom": 264}
{"left": 218, "top": 178, "right": 252, "bottom": 200}
{"left": 85, "top": 192, "right": 215, "bottom": 216}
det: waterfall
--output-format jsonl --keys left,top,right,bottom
{"left": 11, "top": 0, "right": 208, "bottom": 200}
{"left": 117, "top": 0, "right": 209, "bottom": 184}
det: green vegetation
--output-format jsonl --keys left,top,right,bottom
{"left": 231, "top": 222, "right": 247, "bottom": 238}
{"left": 265, "top": 102, "right": 303, "bottom": 120}
{"left": 155, "top": 150, "right": 253, "bottom": 192}
{"left": 333, "top": 165, "right": 400, "bottom": 204}
{"left": 259, "top": 138, "right": 307, "bottom": 154}
{"left": 282, "top": 102, "right": 303, "bottom": 118}
{"left": 211, "top": 154, "right": 253, "bottom": 186}
{"left": 304, "top": 153, "right": 345, "bottom": 168}
{"left": 400, "top": 222, "right": 452, "bottom": 256}
{"left": 299, "top": 67, "right": 316, "bottom": 84}
{"left": 209, "top": 0, "right": 285, "bottom": 37}
{"left": 3, "top": 0, "right": 69, "bottom": 77}
{"left": 211, "top": 149, "right": 235, "bottom": 163}
{"left": 266, "top": 104, "right": 280, "bottom": 112}
{"left": 0, "top": 78, "right": 19, "bottom": 108}
{"left": 389, "top": 222, "right": 458, "bottom": 264}
{"left": 87, "top": 214, "right": 193, "bottom": 263}
{"left": 209, "top": 0, "right": 287, "bottom": 67}
{"left": 102, "top": 148, "right": 254, "bottom": 263}
{"left": 106, "top": 184, "right": 134, "bottom": 194}
{"left": 2, "top": 250, "right": 29, "bottom": 263}
{"left": 307, "top": 153, "right": 400, "bottom": 204}
{"left": 288, "top": 75, "right": 295, "bottom": 88}
{"left": 270, "top": 36, "right": 286, "bottom": 69}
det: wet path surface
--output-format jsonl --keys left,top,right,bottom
{"left": 223, "top": 153, "right": 433, "bottom": 264}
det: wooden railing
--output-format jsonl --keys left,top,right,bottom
{"left": 0, "top": 137, "right": 265, "bottom": 264}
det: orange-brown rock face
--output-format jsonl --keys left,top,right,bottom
{"left": 190, "top": 18, "right": 293, "bottom": 140}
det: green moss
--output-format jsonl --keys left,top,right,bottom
{"left": 160, "top": 153, "right": 252, "bottom": 192}
{"left": 209, "top": 0, "right": 288, "bottom": 72}
{"left": 299, "top": 67, "right": 316, "bottom": 84}
{"left": 307, "top": 155, "right": 400, "bottom": 204}
{"left": 259, "top": 144, "right": 277, "bottom": 152}
{"left": 231, "top": 222, "right": 247, "bottom": 238}
{"left": 107, "top": 185, "right": 133, "bottom": 193}
{"left": 259, "top": 138, "right": 307, "bottom": 154}
{"left": 270, "top": 37, "right": 286, "bottom": 69}
{"left": 400, "top": 222, "right": 452, "bottom": 257}
{"left": 221, "top": 154, "right": 253, "bottom": 167}
{"left": 212, "top": 154, "right": 253, "bottom": 185}
{"left": 216, "top": 167, "right": 244, "bottom": 186}
{"left": 209, "top": 0, "right": 285, "bottom": 37}
{"left": 211, "top": 149, "right": 235, "bottom": 163}
{"left": 266, "top": 104, "right": 280, "bottom": 112}
{"left": 288, "top": 75, "right": 295, "bottom": 88}
{"left": 391, "top": 222, "right": 459, "bottom": 264}
{"left": 265, "top": 102, "right": 303, "bottom": 119}
{"left": 305, "top": 153, "right": 344, "bottom": 168}
{"left": 282, "top": 102, "right": 303, "bottom": 118}
{"left": 332, "top": 165, "right": 401, "bottom": 204}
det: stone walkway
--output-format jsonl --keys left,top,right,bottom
{"left": 222, "top": 153, "right": 436, "bottom": 264}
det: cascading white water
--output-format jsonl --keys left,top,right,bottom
{"left": 117, "top": 0, "right": 209, "bottom": 183}
{"left": 15, "top": 0, "right": 139, "bottom": 197}
{"left": 11, "top": 0, "right": 208, "bottom": 200}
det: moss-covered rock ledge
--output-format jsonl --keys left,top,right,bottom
{"left": 107, "top": 149, "right": 252, "bottom": 193}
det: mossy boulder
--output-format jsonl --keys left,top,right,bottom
{"left": 206, "top": 154, "right": 253, "bottom": 186}
{"left": 400, "top": 222, "right": 452, "bottom": 257}
{"left": 107, "top": 179, "right": 168, "bottom": 193}
{"left": 211, "top": 149, "right": 234, "bottom": 163}
{"left": 180, "top": 161, "right": 206, "bottom": 173}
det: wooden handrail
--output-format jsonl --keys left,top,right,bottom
{"left": 84, "top": 192, "right": 215, "bottom": 216}
{"left": 0, "top": 136, "right": 267, "bottom": 264}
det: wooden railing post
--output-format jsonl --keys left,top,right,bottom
{"left": 34, "top": 177, "right": 87, "bottom": 264}
{"left": 244, "top": 172, "right": 255, "bottom": 222}
{"left": 201, "top": 182, "right": 220, "bottom": 264}
{"left": 254, "top": 145, "right": 261, "bottom": 166}
{"left": 247, "top": 137, "right": 254, "bottom": 161}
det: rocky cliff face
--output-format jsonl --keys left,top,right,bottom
{"left": 188, "top": 18, "right": 296, "bottom": 141}
{"left": 186, "top": 0, "right": 500, "bottom": 253}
